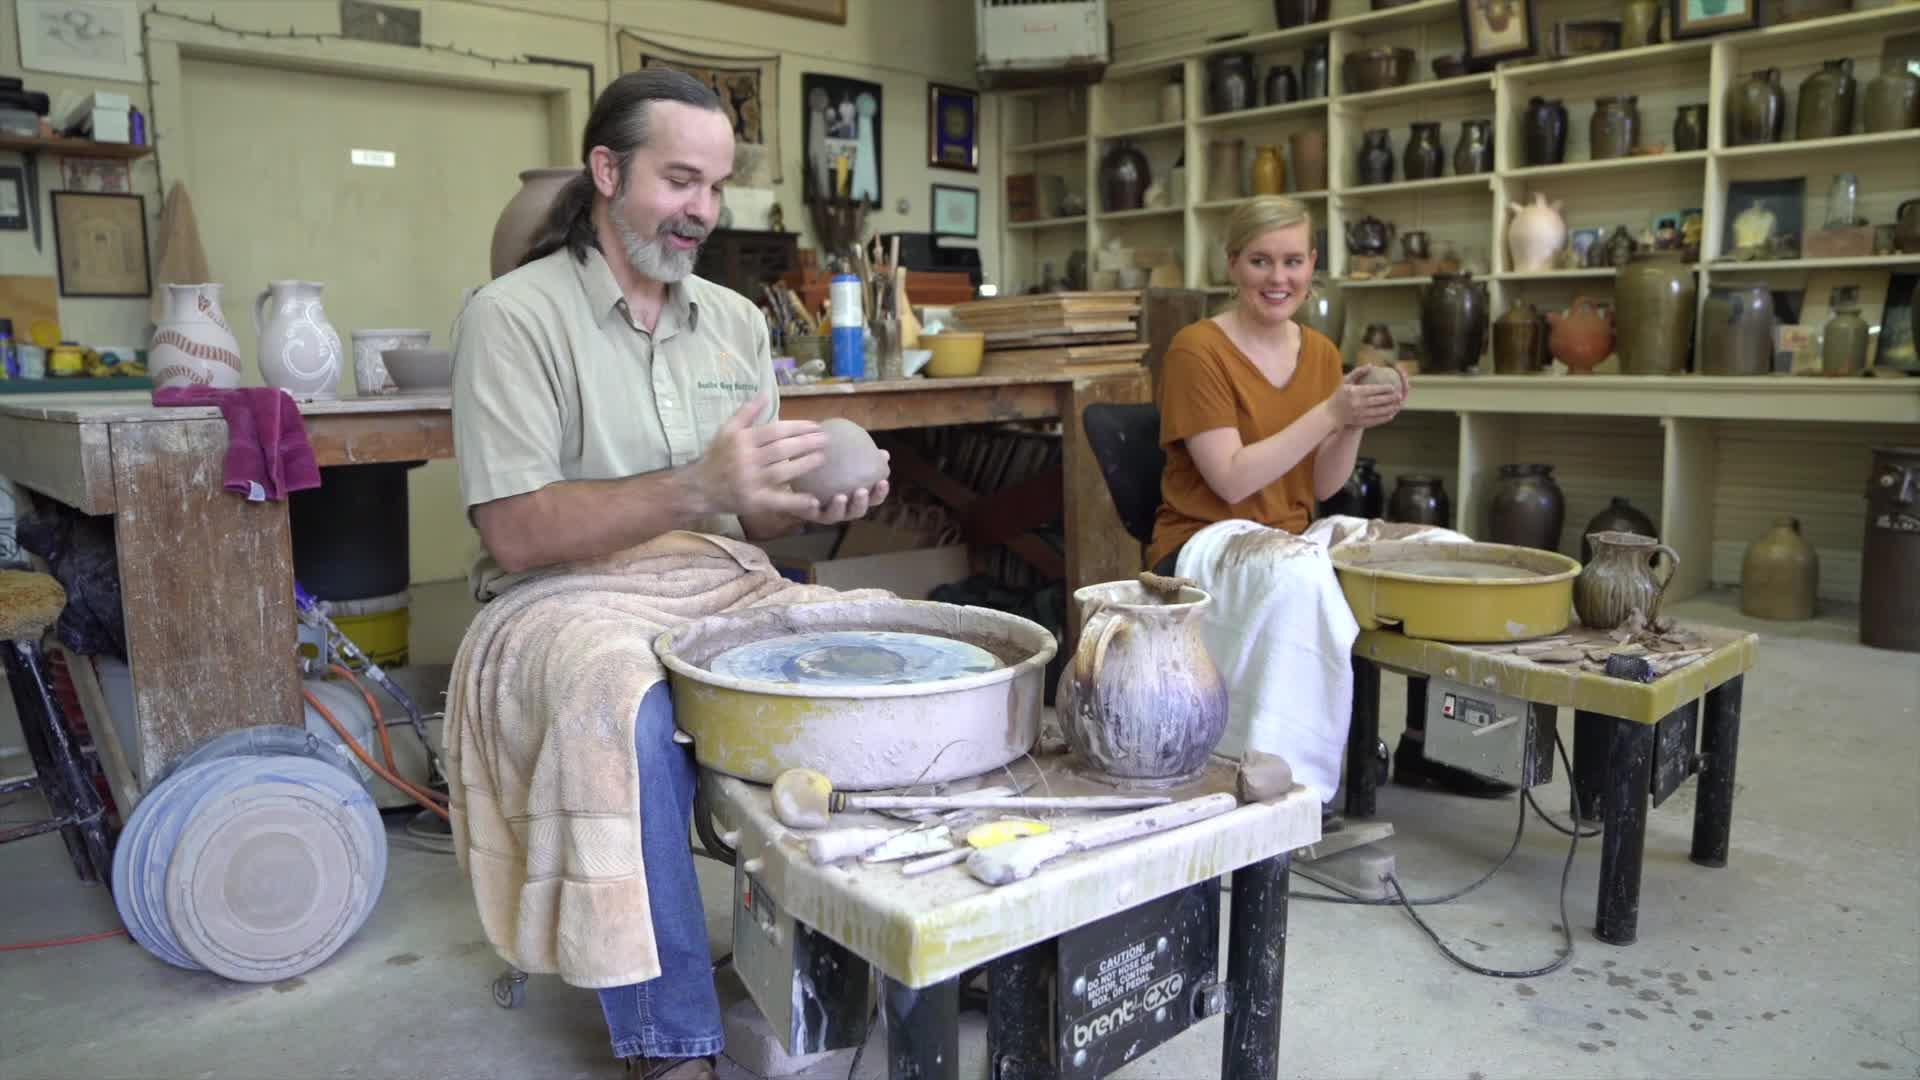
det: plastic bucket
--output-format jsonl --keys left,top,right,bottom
{"left": 328, "top": 590, "right": 410, "bottom": 667}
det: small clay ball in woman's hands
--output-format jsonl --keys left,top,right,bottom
{"left": 792, "top": 418, "right": 890, "bottom": 501}
{"left": 1355, "top": 364, "right": 1407, "bottom": 400}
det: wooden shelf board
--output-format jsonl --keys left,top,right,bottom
{"left": 1008, "top": 216, "right": 1089, "bottom": 232}
{"left": 1713, "top": 128, "right": 1920, "bottom": 163}
{"left": 1098, "top": 120, "right": 1186, "bottom": 140}
{"left": 1334, "top": 73, "right": 1494, "bottom": 110}
{"left": 1008, "top": 135, "right": 1088, "bottom": 155}
{"left": 1503, "top": 150, "right": 1708, "bottom": 182}
{"left": 1196, "top": 191, "right": 1329, "bottom": 210}
{"left": 1502, "top": 39, "right": 1711, "bottom": 82}
{"left": 1340, "top": 275, "right": 1433, "bottom": 289}
{"left": 1118, "top": 0, "right": 1454, "bottom": 73}
{"left": 1404, "top": 375, "right": 1920, "bottom": 423}
{"left": 1705, "top": 254, "right": 1920, "bottom": 273}
{"left": 1733, "top": 2, "right": 1920, "bottom": 49}
{"left": 1493, "top": 268, "right": 1623, "bottom": 281}
{"left": 1195, "top": 99, "right": 1327, "bottom": 130}
{"left": 1103, "top": 57, "right": 1185, "bottom": 82}
{"left": 1095, "top": 206, "right": 1182, "bottom": 222}
{"left": 0, "top": 134, "right": 152, "bottom": 159}
{"left": 1337, "top": 174, "right": 1494, "bottom": 199}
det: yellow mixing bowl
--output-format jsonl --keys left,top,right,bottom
{"left": 921, "top": 331, "right": 985, "bottom": 377}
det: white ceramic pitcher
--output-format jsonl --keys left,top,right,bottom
{"left": 253, "top": 280, "right": 344, "bottom": 400}
{"left": 148, "top": 283, "right": 243, "bottom": 390}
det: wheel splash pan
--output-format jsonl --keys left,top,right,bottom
{"left": 1331, "top": 540, "right": 1581, "bottom": 642}
{"left": 655, "top": 598, "right": 1058, "bottom": 790}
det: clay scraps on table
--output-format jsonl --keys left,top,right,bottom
{"left": 1488, "top": 620, "right": 1711, "bottom": 679}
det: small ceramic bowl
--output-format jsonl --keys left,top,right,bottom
{"left": 921, "top": 332, "right": 985, "bottom": 378}
{"left": 1343, "top": 47, "right": 1416, "bottom": 93}
{"left": 381, "top": 347, "right": 453, "bottom": 392}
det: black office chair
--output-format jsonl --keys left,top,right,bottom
{"left": 1081, "top": 402, "right": 1165, "bottom": 550}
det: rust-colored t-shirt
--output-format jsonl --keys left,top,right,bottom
{"left": 1147, "top": 319, "right": 1343, "bottom": 570}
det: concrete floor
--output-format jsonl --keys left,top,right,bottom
{"left": 3, "top": 590, "right": 1917, "bottom": 1080}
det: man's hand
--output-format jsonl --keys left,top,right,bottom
{"left": 797, "top": 455, "right": 892, "bottom": 526}
{"left": 689, "top": 396, "right": 830, "bottom": 517}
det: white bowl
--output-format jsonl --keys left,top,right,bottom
{"left": 381, "top": 347, "right": 453, "bottom": 392}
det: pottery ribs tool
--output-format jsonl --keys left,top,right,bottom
{"left": 966, "top": 793, "right": 1239, "bottom": 886}
{"left": 770, "top": 767, "right": 1170, "bottom": 830}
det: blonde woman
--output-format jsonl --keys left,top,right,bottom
{"left": 1148, "top": 197, "right": 1472, "bottom": 820}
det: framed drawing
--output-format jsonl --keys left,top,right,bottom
{"left": 0, "top": 167, "right": 25, "bottom": 232}
{"left": 1458, "top": 0, "right": 1538, "bottom": 63}
{"left": 617, "top": 31, "right": 782, "bottom": 186}
{"left": 15, "top": 1, "right": 144, "bottom": 83}
{"left": 1670, "top": 0, "right": 1760, "bottom": 40}
{"left": 804, "top": 73, "right": 884, "bottom": 204}
{"left": 51, "top": 191, "right": 149, "bottom": 297}
{"left": 928, "top": 83, "right": 980, "bottom": 172}
{"left": 931, "top": 185, "right": 979, "bottom": 238}
{"left": 713, "top": 0, "right": 846, "bottom": 24}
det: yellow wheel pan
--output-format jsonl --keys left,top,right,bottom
{"left": 1330, "top": 540, "right": 1580, "bottom": 642}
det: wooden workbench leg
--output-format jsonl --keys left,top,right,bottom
{"left": 110, "top": 420, "right": 299, "bottom": 792}
{"left": 1061, "top": 374, "right": 1151, "bottom": 619}
{"left": 1690, "top": 675, "right": 1743, "bottom": 868}
{"left": 1595, "top": 716, "right": 1655, "bottom": 946}
{"left": 883, "top": 974, "right": 960, "bottom": 1080}
{"left": 988, "top": 941, "right": 1055, "bottom": 1080}
{"left": 1344, "top": 656, "right": 1381, "bottom": 818}
{"left": 1571, "top": 710, "right": 1608, "bottom": 823}
{"left": 1223, "top": 852, "right": 1289, "bottom": 1080}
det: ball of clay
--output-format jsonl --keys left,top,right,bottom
{"left": 1356, "top": 364, "right": 1407, "bottom": 397}
{"left": 793, "top": 418, "right": 889, "bottom": 501}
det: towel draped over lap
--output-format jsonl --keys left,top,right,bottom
{"left": 445, "top": 530, "right": 884, "bottom": 989}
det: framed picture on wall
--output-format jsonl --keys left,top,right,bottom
{"left": 1458, "top": 0, "right": 1538, "bottom": 63}
{"left": 803, "top": 73, "right": 883, "bottom": 204}
{"left": 713, "top": 0, "right": 846, "bottom": 25}
{"left": 0, "top": 167, "right": 26, "bottom": 232}
{"left": 619, "top": 31, "right": 782, "bottom": 186}
{"left": 15, "top": 1, "right": 144, "bottom": 83}
{"left": 1878, "top": 272, "right": 1918, "bottom": 372}
{"left": 931, "top": 184, "right": 979, "bottom": 238}
{"left": 928, "top": 83, "right": 980, "bottom": 172}
{"left": 1670, "top": 0, "right": 1760, "bottom": 40}
{"left": 51, "top": 191, "right": 149, "bottom": 297}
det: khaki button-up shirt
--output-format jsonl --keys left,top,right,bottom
{"left": 452, "top": 245, "right": 778, "bottom": 600}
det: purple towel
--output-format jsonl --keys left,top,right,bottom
{"left": 152, "top": 386, "right": 322, "bottom": 501}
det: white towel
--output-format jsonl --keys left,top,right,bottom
{"left": 1175, "top": 516, "right": 1469, "bottom": 803}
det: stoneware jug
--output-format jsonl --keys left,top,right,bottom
{"left": 1547, "top": 296, "right": 1614, "bottom": 373}
{"left": 1507, "top": 193, "right": 1567, "bottom": 272}
{"left": 490, "top": 166, "right": 575, "bottom": 279}
{"left": 148, "top": 283, "right": 243, "bottom": 390}
{"left": 1740, "top": 516, "right": 1818, "bottom": 620}
{"left": 1059, "top": 574, "right": 1229, "bottom": 784}
{"left": 1575, "top": 531, "right": 1679, "bottom": 630}
{"left": 253, "top": 280, "right": 345, "bottom": 400}
{"left": 1581, "top": 497, "right": 1657, "bottom": 563}
{"left": 1728, "top": 68, "right": 1786, "bottom": 145}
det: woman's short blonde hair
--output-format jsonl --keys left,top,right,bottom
{"left": 1224, "top": 196, "right": 1315, "bottom": 261}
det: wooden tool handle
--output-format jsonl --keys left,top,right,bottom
{"left": 844, "top": 794, "right": 1172, "bottom": 813}
{"left": 965, "top": 793, "right": 1239, "bottom": 886}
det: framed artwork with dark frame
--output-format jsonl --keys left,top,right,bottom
{"left": 1670, "top": 0, "right": 1760, "bottom": 40}
{"left": 928, "top": 83, "right": 980, "bottom": 172}
{"left": 0, "top": 165, "right": 26, "bottom": 232}
{"left": 50, "top": 190, "right": 149, "bottom": 297}
{"left": 931, "top": 184, "right": 979, "bottom": 238}
{"left": 1877, "top": 272, "right": 1918, "bottom": 371}
{"left": 803, "top": 73, "right": 884, "bottom": 204}
{"left": 1458, "top": 0, "right": 1538, "bottom": 63}
{"left": 1722, "top": 177, "right": 1805, "bottom": 261}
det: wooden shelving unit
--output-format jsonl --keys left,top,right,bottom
{"left": 0, "top": 133, "right": 153, "bottom": 158}
{"left": 993, "top": 0, "right": 1920, "bottom": 604}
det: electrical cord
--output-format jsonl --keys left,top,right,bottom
{"left": 0, "top": 928, "right": 127, "bottom": 952}
{"left": 1525, "top": 787, "right": 1602, "bottom": 838}
{"left": 1292, "top": 734, "right": 1585, "bottom": 980}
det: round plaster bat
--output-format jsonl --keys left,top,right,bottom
{"left": 793, "top": 418, "right": 889, "bottom": 502}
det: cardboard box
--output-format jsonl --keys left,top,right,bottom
{"left": 773, "top": 544, "right": 970, "bottom": 600}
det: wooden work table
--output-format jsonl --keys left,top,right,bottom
{"left": 0, "top": 369, "right": 1148, "bottom": 803}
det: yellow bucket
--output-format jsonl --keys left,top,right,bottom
{"left": 329, "top": 590, "right": 411, "bottom": 667}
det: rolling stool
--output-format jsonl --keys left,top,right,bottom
{"left": 1080, "top": 401, "right": 1165, "bottom": 560}
{"left": 0, "top": 569, "right": 111, "bottom": 883}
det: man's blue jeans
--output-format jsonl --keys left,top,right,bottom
{"left": 595, "top": 681, "right": 724, "bottom": 1060}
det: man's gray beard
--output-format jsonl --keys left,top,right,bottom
{"left": 613, "top": 206, "right": 700, "bottom": 283}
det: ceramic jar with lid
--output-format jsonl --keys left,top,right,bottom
{"left": 1614, "top": 250, "right": 1695, "bottom": 375}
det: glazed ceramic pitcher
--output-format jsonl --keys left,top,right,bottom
{"left": 1575, "top": 530, "right": 1679, "bottom": 630}
{"left": 253, "top": 280, "right": 345, "bottom": 400}
{"left": 1058, "top": 574, "right": 1228, "bottom": 784}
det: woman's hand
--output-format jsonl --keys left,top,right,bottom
{"left": 1324, "top": 372, "right": 1402, "bottom": 430}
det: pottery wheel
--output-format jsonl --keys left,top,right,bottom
{"left": 707, "top": 630, "right": 1002, "bottom": 687}
{"left": 164, "top": 760, "right": 383, "bottom": 983}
